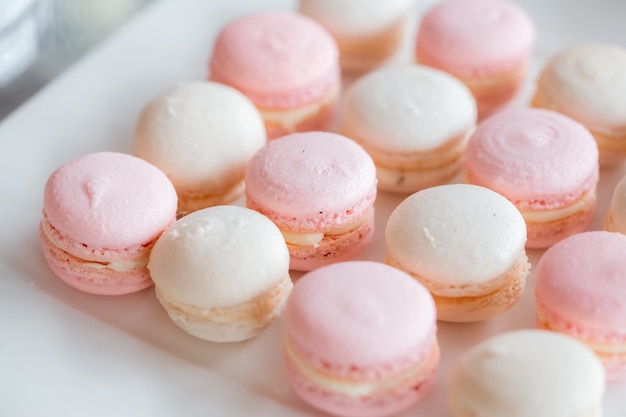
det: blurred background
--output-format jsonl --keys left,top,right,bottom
{"left": 0, "top": 0, "right": 154, "bottom": 120}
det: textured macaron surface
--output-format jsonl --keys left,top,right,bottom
{"left": 148, "top": 206, "right": 289, "bottom": 308}
{"left": 284, "top": 261, "right": 436, "bottom": 367}
{"left": 43, "top": 151, "right": 177, "bottom": 249}
{"left": 342, "top": 64, "right": 476, "bottom": 152}
{"left": 536, "top": 43, "right": 626, "bottom": 131}
{"left": 245, "top": 132, "right": 376, "bottom": 230}
{"left": 133, "top": 81, "right": 266, "bottom": 193}
{"left": 535, "top": 231, "right": 626, "bottom": 338}
{"left": 385, "top": 184, "right": 526, "bottom": 290}
{"left": 416, "top": 0, "right": 534, "bottom": 74}
{"left": 209, "top": 12, "right": 338, "bottom": 108}
{"left": 465, "top": 108, "right": 599, "bottom": 210}
{"left": 449, "top": 330, "right": 605, "bottom": 417}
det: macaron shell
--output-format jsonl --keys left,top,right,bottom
{"left": 209, "top": 11, "right": 339, "bottom": 108}
{"left": 465, "top": 108, "right": 599, "bottom": 210}
{"left": 605, "top": 174, "right": 626, "bottom": 233}
{"left": 535, "top": 231, "right": 626, "bottom": 340}
{"left": 245, "top": 132, "right": 377, "bottom": 231}
{"left": 43, "top": 152, "right": 178, "bottom": 249}
{"left": 416, "top": 0, "right": 535, "bottom": 75}
{"left": 533, "top": 43, "right": 626, "bottom": 132}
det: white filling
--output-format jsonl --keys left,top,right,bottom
{"left": 260, "top": 83, "right": 339, "bottom": 132}
{"left": 285, "top": 340, "right": 428, "bottom": 397}
{"left": 520, "top": 188, "right": 595, "bottom": 223}
{"left": 83, "top": 257, "right": 148, "bottom": 272}
{"left": 281, "top": 211, "right": 369, "bottom": 247}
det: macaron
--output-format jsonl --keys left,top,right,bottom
{"left": 340, "top": 64, "right": 477, "bottom": 194}
{"left": 299, "top": 0, "right": 415, "bottom": 73}
{"left": 604, "top": 174, "right": 626, "bottom": 234}
{"left": 40, "top": 151, "right": 178, "bottom": 295}
{"left": 415, "top": 0, "right": 535, "bottom": 119}
{"left": 284, "top": 261, "right": 439, "bottom": 417}
{"left": 209, "top": 11, "right": 340, "bottom": 140}
{"left": 148, "top": 205, "right": 292, "bottom": 343}
{"left": 532, "top": 43, "right": 626, "bottom": 165}
{"left": 133, "top": 81, "right": 266, "bottom": 213}
{"left": 385, "top": 184, "right": 530, "bottom": 322}
{"left": 244, "top": 131, "right": 377, "bottom": 271}
{"left": 448, "top": 330, "right": 606, "bottom": 417}
{"left": 534, "top": 231, "right": 626, "bottom": 380}
{"left": 465, "top": 108, "right": 599, "bottom": 249}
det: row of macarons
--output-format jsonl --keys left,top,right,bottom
{"left": 39, "top": 157, "right": 619, "bottom": 416}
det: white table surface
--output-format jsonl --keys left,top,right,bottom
{"left": 1, "top": 0, "right": 625, "bottom": 416}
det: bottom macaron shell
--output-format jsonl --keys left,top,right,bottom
{"left": 288, "top": 214, "right": 374, "bottom": 272}
{"left": 525, "top": 202, "right": 596, "bottom": 248}
{"left": 285, "top": 343, "right": 439, "bottom": 417}
{"left": 263, "top": 96, "right": 337, "bottom": 141}
{"left": 470, "top": 71, "right": 526, "bottom": 121}
{"left": 40, "top": 226, "right": 153, "bottom": 295}
{"left": 155, "top": 275, "right": 293, "bottom": 343}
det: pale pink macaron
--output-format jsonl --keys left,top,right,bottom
{"left": 535, "top": 231, "right": 626, "bottom": 380}
{"left": 40, "top": 152, "right": 178, "bottom": 295}
{"left": 244, "top": 131, "right": 377, "bottom": 271}
{"left": 209, "top": 11, "right": 340, "bottom": 140}
{"left": 284, "top": 261, "right": 439, "bottom": 417}
{"left": 465, "top": 108, "right": 599, "bottom": 249}
{"left": 415, "top": 0, "right": 535, "bottom": 119}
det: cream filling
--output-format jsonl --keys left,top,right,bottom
{"left": 285, "top": 339, "right": 429, "bottom": 397}
{"left": 520, "top": 188, "right": 595, "bottom": 223}
{"left": 260, "top": 83, "right": 339, "bottom": 133}
{"left": 281, "top": 211, "right": 370, "bottom": 247}
{"left": 537, "top": 307, "right": 626, "bottom": 355}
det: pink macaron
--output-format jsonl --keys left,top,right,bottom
{"left": 535, "top": 231, "right": 626, "bottom": 380}
{"left": 283, "top": 261, "right": 439, "bottom": 417}
{"left": 415, "top": 0, "right": 535, "bottom": 119}
{"left": 244, "top": 131, "right": 377, "bottom": 271}
{"left": 209, "top": 11, "right": 340, "bottom": 140}
{"left": 40, "top": 152, "right": 178, "bottom": 295}
{"left": 465, "top": 108, "right": 599, "bottom": 248}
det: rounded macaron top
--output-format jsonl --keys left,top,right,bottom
{"left": 299, "top": 0, "right": 414, "bottom": 38}
{"left": 209, "top": 11, "right": 339, "bottom": 108}
{"left": 385, "top": 184, "right": 526, "bottom": 293}
{"left": 416, "top": 0, "right": 535, "bottom": 75}
{"left": 342, "top": 64, "right": 476, "bottom": 153}
{"left": 535, "top": 43, "right": 626, "bottom": 132}
{"left": 535, "top": 231, "right": 626, "bottom": 339}
{"left": 148, "top": 205, "right": 290, "bottom": 308}
{"left": 465, "top": 108, "right": 599, "bottom": 210}
{"left": 133, "top": 81, "right": 266, "bottom": 195}
{"left": 245, "top": 131, "right": 377, "bottom": 231}
{"left": 43, "top": 151, "right": 177, "bottom": 249}
{"left": 284, "top": 261, "right": 436, "bottom": 367}
{"left": 449, "top": 330, "right": 605, "bottom": 417}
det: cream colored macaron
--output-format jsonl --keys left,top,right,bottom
{"left": 449, "top": 330, "right": 605, "bottom": 417}
{"left": 148, "top": 205, "right": 292, "bottom": 342}
{"left": 532, "top": 43, "right": 626, "bottom": 165}
{"left": 604, "top": 174, "right": 626, "bottom": 234}
{"left": 340, "top": 64, "right": 476, "bottom": 194}
{"left": 385, "top": 184, "right": 530, "bottom": 322}
{"left": 133, "top": 81, "right": 266, "bottom": 213}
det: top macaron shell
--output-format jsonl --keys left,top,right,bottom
{"left": 342, "top": 64, "right": 476, "bottom": 156}
{"left": 209, "top": 11, "right": 339, "bottom": 108}
{"left": 299, "top": 0, "right": 414, "bottom": 38}
{"left": 148, "top": 205, "right": 290, "bottom": 308}
{"left": 465, "top": 108, "right": 599, "bottom": 210}
{"left": 43, "top": 151, "right": 177, "bottom": 249}
{"left": 244, "top": 132, "right": 377, "bottom": 232}
{"left": 534, "top": 43, "right": 626, "bottom": 133}
{"left": 535, "top": 231, "right": 626, "bottom": 340}
{"left": 449, "top": 330, "right": 605, "bottom": 417}
{"left": 416, "top": 0, "right": 535, "bottom": 75}
{"left": 284, "top": 261, "right": 436, "bottom": 367}
{"left": 385, "top": 184, "right": 527, "bottom": 296}
{"left": 133, "top": 81, "right": 266, "bottom": 198}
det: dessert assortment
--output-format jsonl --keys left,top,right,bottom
{"left": 22, "top": 0, "right": 626, "bottom": 415}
